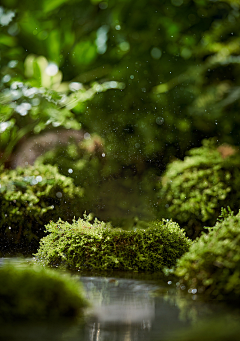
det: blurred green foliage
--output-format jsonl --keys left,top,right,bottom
{"left": 35, "top": 216, "right": 191, "bottom": 271}
{"left": 36, "top": 136, "right": 158, "bottom": 225}
{"left": 0, "top": 164, "right": 84, "bottom": 254}
{"left": 175, "top": 208, "right": 240, "bottom": 303}
{"left": 1, "top": 0, "right": 240, "bottom": 169}
{"left": 0, "top": 263, "right": 88, "bottom": 322}
{"left": 159, "top": 139, "right": 240, "bottom": 237}
{"left": 1, "top": 0, "right": 240, "bottom": 229}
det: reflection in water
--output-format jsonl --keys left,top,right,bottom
{"left": 82, "top": 276, "right": 157, "bottom": 341}
{"left": 80, "top": 276, "right": 192, "bottom": 341}
{"left": 1, "top": 258, "right": 239, "bottom": 341}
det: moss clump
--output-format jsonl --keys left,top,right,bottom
{"left": 175, "top": 208, "right": 240, "bottom": 303}
{"left": 0, "top": 164, "right": 84, "bottom": 254}
{"left": 0, "top": 263, "right": 88, "bottom": 322}
{"left": 159, "top": 138, "right": 240, "bottom": 237}
{"left": 35, "top": 217, "right": 191, "bottom": 271}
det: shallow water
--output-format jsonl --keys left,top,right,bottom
{"left": 0, "top": 258, "right": 239, "bottom": 341}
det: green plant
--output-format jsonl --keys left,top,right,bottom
{"left": 175, "top": 208, "right": 240, "bottom": 303}
{"left": 35, "top": 216, "right": 191, "bottom": 271}
{"left": 0, "top": 263, "right": 88, "bottom": 322}
{"left": 0, "top": 164, "right": 84, "bottom": 254}
{"left": 2, "top": 0, "right": 240, "bottom": 177}
{"left": 159, "top": 138, "right": 240, "bottom": 238}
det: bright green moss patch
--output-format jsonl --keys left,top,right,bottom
{"left": 175, "top": 208, "right": 240, "bottom": 302}
{"left": 0, "top": 164, "right": 84, "bottom": 253}
{"left": 0, "top": 263, "right": 88, "bottom": 322}
{"left": 35, "top": 217, "right": 191, "bottom": 271}
{"left": 159, "top": 138, "right": 240, "bottom": 238}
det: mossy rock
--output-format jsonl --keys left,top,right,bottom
{"left": 159, "top": 138, "right": 240, "bottom": 237}
{"left": 0, "top": 263, "right": 88, "bottom": 322}
{"left": 175, "top": 208, "right": 240, "bottom": 303}
{"left": 35, "top": 217, "right": 191, "bottom": 271}
{"left": 0, "top": 164, "right": 84, "bottom": 254}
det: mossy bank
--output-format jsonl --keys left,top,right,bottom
{"left": 35, "top": 217, "right": 191, "bottom": 271}
{"left": 175, "top": 209, "right": 240, "bottom": 303}
{"left": 159, "top": 138, "right": 240, "bottom": 238}
{"left": 0, "top": 164, "right": 84, "bottom": 254}
{"left": 0, "top": 263, "right": 88, "bottom": 322}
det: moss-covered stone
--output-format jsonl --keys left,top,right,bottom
{"left": 0, "top": 263, "right": 88, "bottom": 322}
{"left": 175, "top": 208, "right": 240, "bottom": 303}
{"left": 0, "top": 164, "right": 84, "bottom": 254}
{"left": 159, "top": 138, "right": 240, "bottom": 237}
{"left": 35, "top": 217, "right": 191, "bottom": 271}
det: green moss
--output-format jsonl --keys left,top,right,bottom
{"left": 175, "top": 208, "right": 240, "bottom": 303}
{"left": 159, "top": 138, "right": 240, "bottom": 237}
{"left": 0, "top": 263, "right": 88, "bottom": 322}
{"left": 0, "top": 164, "right": 84, "bottom": 253}
{"left": 35, "top": 217, "right": 191, "bottom": 271}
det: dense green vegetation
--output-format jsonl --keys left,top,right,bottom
{"left": 35, "top": 216, "right": 191, "bottom": 271}
{"left": 1, "top": 0, "right": 240, "bottom": 225}
{"left": 159, "top": 139, "right": 240, "bottom": 237}
{"left": 175, "top": 208, "right": 240, "bottom": 303}
{"left": 2, "top": 0, "right": 240, "bottom": 167}
{"left": 0, "top": 164, "right": 84, "bottom": 254}
{"left": 0, "top": 263, "right": 88, "bottom": 322}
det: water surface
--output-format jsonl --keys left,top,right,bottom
{"left": 0, "top": 258, "right": 239, "bottom": 341}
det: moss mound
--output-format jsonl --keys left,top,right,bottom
{"left": 35, "top": 217, "right": 191, "bottom": 271}
{"left": 175, "top": 208, "right": 240, "bottom": 302}
{"left": 0, "top": 263, "right": 88, "bottom": 322}
{"left": 159, "top": 138, "right": 240, "bottom": 237}
{"left": 0, "top": 164, "right": 84, "bottom": 254}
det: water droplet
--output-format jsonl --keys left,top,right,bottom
{"left": 69, "top": 82, "right": 83, "bottom": 91}
{"left": 84, "top": 132, "right": 91, "bottom": 140}
{"left": 56, "top": 192, "right": 62, "bottom": 198}
{"left": 156, "top": 117, "right": 164, "bottom": 125}
{"left": 119, "top": 41, "right": 130, "bottom": 52}
{"left": 15, "top": 102, "right": 32, "bottom": 116}
{"left": 0, "top": 121, "right": 12, "bottom": 133}
{"left": 151, "top": 47, "right": 162, "bottom": 60}
{"left": 45, "top": 63, "right": 59, "bottom": 76}
{"left": 99, "top": 2, "right": 108, "bottom": 9}
{"left": 2, "top": 74, "right": 11, "bottom": 83}
{"left": 8, "top": 60, "right": 18, "bottom": 68}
